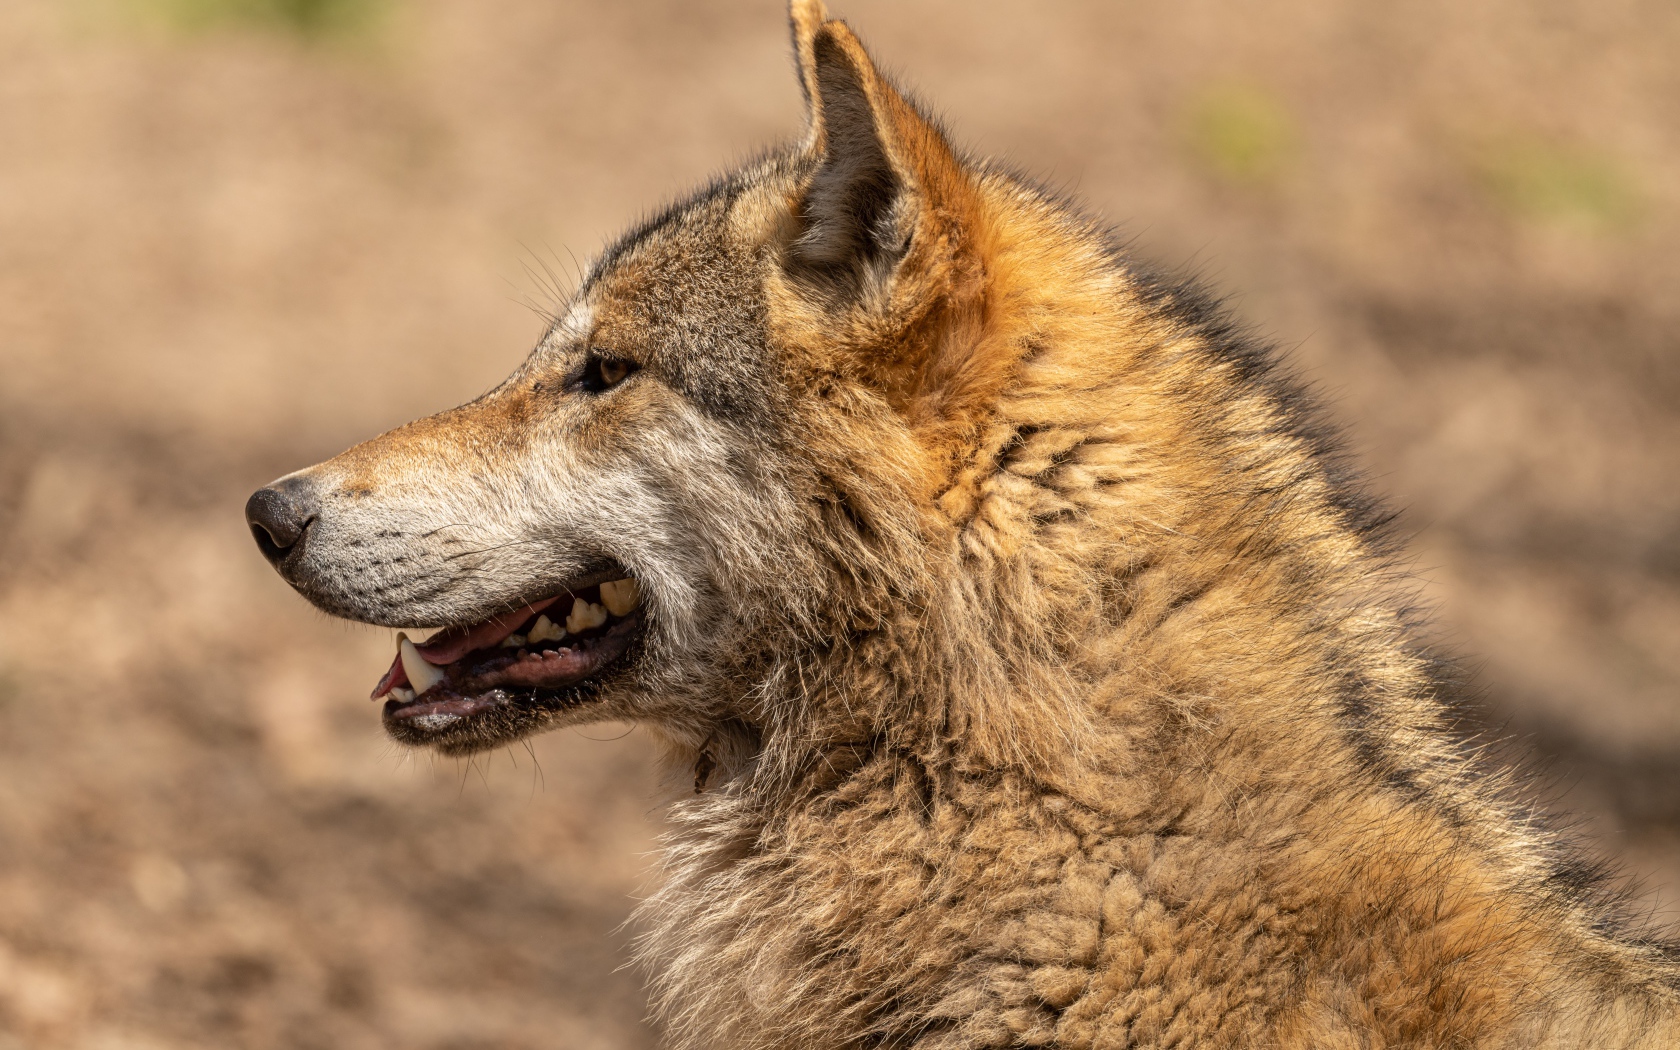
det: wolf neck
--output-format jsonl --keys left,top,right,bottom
{"left": 758, "top": 174, "right": 1442, "bottom": 799}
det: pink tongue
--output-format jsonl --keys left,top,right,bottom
{"left": 371, "top": 652, "right": 407, "bottom": 700}
{"left": 369, "top": 596, "right": 561, "bottom": 701}
{"left": 418, "top": 597, "right": 560, "bottom": 664}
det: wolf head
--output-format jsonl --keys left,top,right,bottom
{"left": 247, "top": 2, "right": 1074, "bottom": 761}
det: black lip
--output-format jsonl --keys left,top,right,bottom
{"left": 379, "top": 679, "right": 609, "bottom": 753}
{"left": 395, "top": 559, "right": 626, "bottom": 634}
{"left": 379, "top": 679, "right": 603, "bottom": 724}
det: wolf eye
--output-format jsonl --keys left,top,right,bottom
{"left": 578, "top": 353, "right": 637, "bottom": 393}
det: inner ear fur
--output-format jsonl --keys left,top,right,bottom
{"left": 785, "top": 12, "right": 971, "bottom": 298}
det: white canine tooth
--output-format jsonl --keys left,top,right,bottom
{"left": 398, "top": 633, "right": 446, "bottom": 695}
{"left": 566, "top": 598, "right": 608, "bottom": 633}
{"left": 391, "top": 687, "right": 416, "bottom": 703}
{"left": 500, "top": 634, "right": 527, "bottom": 648}
{"left": 527, "top": 615, "right": 565, "bottom": 644}
{"left": 599, "top": 578, "right": 641, "bottom": 616}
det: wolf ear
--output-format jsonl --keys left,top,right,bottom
{"left": 785, "top": 3, "right": 968, "bottom": 295}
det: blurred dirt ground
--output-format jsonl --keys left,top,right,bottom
{"left": 0, "top": 0, "right": 1677, "bottom": 1046}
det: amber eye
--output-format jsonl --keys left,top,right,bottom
{"left": 578, "top": 353, "right": 636, "bottom": 393}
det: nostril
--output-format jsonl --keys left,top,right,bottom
{"left": 245, "top": 484, "right": 315, "bottom": 564}
{"left": 249, "top": 520, "right": 288, "bottom": 561}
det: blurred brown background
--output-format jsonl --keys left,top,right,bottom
{"left": 0, "top": 0, "right": 1676, "bottom": 1046}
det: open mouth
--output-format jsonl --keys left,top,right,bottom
{"left": 372, "top": 577, "right": 645, "bottom": 734}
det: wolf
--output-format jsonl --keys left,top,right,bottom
{"left": 245, "top": 2, "right": 1680, "bottom": 1046}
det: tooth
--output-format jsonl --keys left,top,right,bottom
{"left": 599, "top": 578, "right": 641, "bottom": 616}
{"left": 391, "top": 687, "right": 416, "bottom": 703}
{"left": 566, "top": 598, "right": 609, "bottom": 633}
{"left": 527, "top": 615, "right": 565, "bottom": 644}
{"left": 500, "top": 634, "right": 527, "bottom": 648}
{"left": 398, "top": 633, "right": 446, "bottom": 695}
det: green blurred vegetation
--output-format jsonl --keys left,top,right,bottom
{"left": 137, "top": 0, "right": 384, "bottom": 40}
{"left": 1470, "top": 133, "right": 1642, "bottom": 231}
{"left": 1183, "top": 83, "right": 1298, "bottom": 186}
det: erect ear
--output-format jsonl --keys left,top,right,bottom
{"left": 784, "top": 3, "right": 971, "bottom": 296}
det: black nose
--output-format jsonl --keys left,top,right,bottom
{"left": 245, "top": 478, "right": 317, "bottom": 565}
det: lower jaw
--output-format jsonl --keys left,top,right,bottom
{"left": 381, "top": 678, "right": 605, "bottom": 746}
